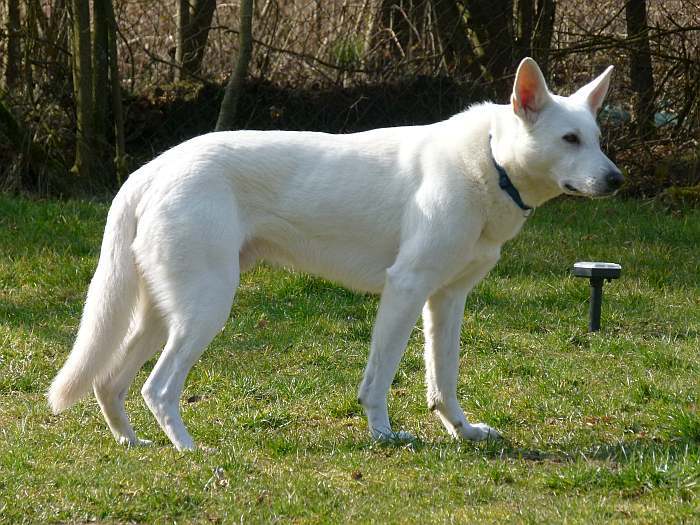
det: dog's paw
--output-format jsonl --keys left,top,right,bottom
{"left": 372, "top": 429, "right": 417, "bottom": 443}
{"left": 457, "top": 422, "right": 501, "bottom": 442}
{"left": 118, "top": 436, "right": 154, "bottom": 447}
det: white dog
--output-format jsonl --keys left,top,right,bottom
{"left": 49, "top": 58, "right": 622, "bottom": 451}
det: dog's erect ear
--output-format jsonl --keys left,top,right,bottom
{"left": 511, "top": 57, "right": 551, "bottom": 123}
{"left": 572, "top": 65, "right": 614, "bottom": 115}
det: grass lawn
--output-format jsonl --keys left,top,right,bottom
{"left": 0, "top": 194, "right": 698, "bottom": 524}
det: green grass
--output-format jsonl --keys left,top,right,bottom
{"left": 0, "top": 195, "right": 698, "bottom": 524}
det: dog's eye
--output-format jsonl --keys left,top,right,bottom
{"left": 563, "top": 133, "right": 580, "bottom": 145}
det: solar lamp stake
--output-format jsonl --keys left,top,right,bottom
{"left": 572, "top": 262, "right": 622, "bottom": 333}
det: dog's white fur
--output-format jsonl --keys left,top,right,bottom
{"left": 48, "top": 58, "right": 622, "bottom": 450}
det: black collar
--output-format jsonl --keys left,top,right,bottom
{"left": 489, "top": 135, "right": 533, "bottom": 216}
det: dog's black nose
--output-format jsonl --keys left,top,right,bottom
{"left": 605, "top": 169, "right": 624, "bottom": 190}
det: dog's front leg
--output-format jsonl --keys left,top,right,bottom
{"left": 423, "top": 275, "right": 501, "bottom": 441}
{"left": 358, "top": 268, "right": 432, "bottom": 441}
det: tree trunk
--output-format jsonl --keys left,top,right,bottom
{"left": 0, "top": 95, "right": 62, "bottom": 188}
{"left": 183, "top": 0, "right": 217, "bottom": 77}
{"left": 515, "top": 0, "right": 555, "bottom": 78}
{"left": 69, "top": 0, "right": 95, "bottom": 178}
{"left": 5, "top": 0, "right": 21, "bottom": 89}
{"left": 106, "top": 0, "right": 127, "bottom": 185}
{"left": 516, "top": 0, "right": 534, "bottom": 61}
{"left": 462, "top": 0, "right": 514, "bottom": 92}
{"left": 175, "top": 0, "right": 191, "bottom": 81}
{"left": 24, "top": 0, "right": 39, "bottom": 91}
{"left": 215, "top": 0, "right": 253, "bottom": 131}
{"left": 176, "top": 0, "right": 217, "bottom": 81}
{"left": 46, "top": 0, "right": 71, "bottom": 92}
{"left": 531, "top": 0, "right": 555, "bottom": 78}
{"left": 625, "top": 0, "right": 655, "bottom": 138}
{"left": 93, "top": 0, "right": 111, "bottom": 179}
{"left": 431, "top": 0, "right": 480, "bottom": 78}
{"left": 461, "top": 0, "right": 554, "bottom": 96}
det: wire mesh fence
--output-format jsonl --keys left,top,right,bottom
{"left": 0, "top": 0, "right": 698, "bottom": 195}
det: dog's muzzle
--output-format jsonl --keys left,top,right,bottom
{"left": 595, "top": 168, "right": 624, "bottom": 196}
{"left": 563, "top": 167, "right": 624, "bottom": 197}
{"left": 605, "top": 169, "right": 624, "bottom": 192}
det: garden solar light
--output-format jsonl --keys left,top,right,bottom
{"left": 572, "top": 262, "right": 622, "bottom": 332}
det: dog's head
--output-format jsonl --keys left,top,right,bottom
{"left": 509, "top": 58, "right": 623, "bottom": 197}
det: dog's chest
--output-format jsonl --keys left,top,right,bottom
{"left": 480, "top": 204, "right": 528, "bottom": 245}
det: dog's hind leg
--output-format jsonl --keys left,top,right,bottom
{"left": 423, "top": 271, "right": 501, "bottom": 441}
{"left": 140, "top": 264, "right": 238, "bottom": 451}
{"left": 136, "top": 198, "right": 242, "bottom": 451}
{"left": 94, "top": 290, "right": 166, "bottom": 446}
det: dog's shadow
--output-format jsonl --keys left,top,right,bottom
{"left": 363, "top": 433, "right": 698, "bottom": 468}
{"left": 460, "top": 434, "right": 698, "bottom": 468}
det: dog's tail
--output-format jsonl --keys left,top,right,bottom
{"left": 48, "top": 190, "right": 139, "bottom": 413}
